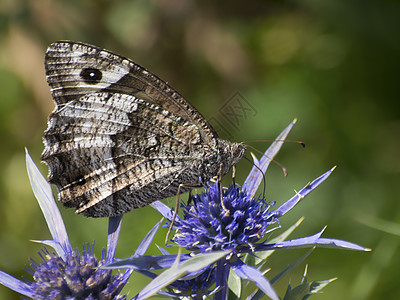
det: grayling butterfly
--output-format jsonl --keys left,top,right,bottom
{"left": 42, "top": 41, "right": 246, "bottom": 217}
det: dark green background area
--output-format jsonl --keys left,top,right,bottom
{"left": 0, "top": 0, "right": 399, "bottom": 299}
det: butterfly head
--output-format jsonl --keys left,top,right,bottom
{"left": 216, "top": 140, "right": 247, "bottom": 177}
{"left": 230, "top": 142, "right": 247, "bottom": 165}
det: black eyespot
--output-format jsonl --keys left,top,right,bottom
{"left": 80, "top": 67, "right": 102, "bottom": 84}
{"left": 75, "top": 175, "right": 86, "bottom": 186}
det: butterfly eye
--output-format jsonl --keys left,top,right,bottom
{"left": 80, "top": 67, "right": 102, "bottom": 84}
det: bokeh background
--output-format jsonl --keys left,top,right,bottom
{"left": 0, "top": 0, "right": 399, "bottom": 299}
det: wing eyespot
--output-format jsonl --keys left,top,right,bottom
{"left": 74, "top": 175, "right": 87, "bottom": 186}
{"left": 80, "top": 67, "right": 102, "bottom": 84}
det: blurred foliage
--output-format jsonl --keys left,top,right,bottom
{"left": 0, "top": 0, "right": 399, "bottom": 299}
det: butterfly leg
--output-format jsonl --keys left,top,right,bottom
{"left": 232, "top": 164, "right": 237, "bottom": 187}
{"left": 217, "top": 162, "right": 229, "bottom": 213}
{"left": 165, "top": 182, "right": 202, "bottom": 245}
{"left": 187, "top": 189, "right": 193, "bottom": 206}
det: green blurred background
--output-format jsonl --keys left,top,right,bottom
{"left": 0, "top": 0, "right": 399, "bottom": 299}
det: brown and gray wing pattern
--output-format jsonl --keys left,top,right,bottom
{"left": 42, "top": 92, "right": 208, "bottom": 217}
{"left": 45, "top": 41, "right": 218, "bottom": 143}
{"left": 42, "top": 41, "right": 216, "bottom": 217}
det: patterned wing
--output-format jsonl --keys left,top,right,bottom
{"left": 45, "top": 41, "right": 218, "bottom": 143}
{"left": 42, "top": 41, "right": 217, "bottom": 217}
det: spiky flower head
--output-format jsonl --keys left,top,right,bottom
{"left": 166, "top": 267, "right": 216, "bottom": 299}
{"left": 103, "top": 121, "right": 368, "bottom": 300}
{"left": 28, "top": 246, "right": 127, "bottom": 300}
{"left": 0, "top": 151, "right": 131, "bottom": 299}
{"left": 173, "top": 184, "right": 278, "bottom": 254}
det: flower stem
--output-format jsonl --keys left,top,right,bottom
{"left": 215, "top": 259, "right": 230, "bottom": 300}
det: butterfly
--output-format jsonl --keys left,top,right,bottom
{"left": 42, "top": 41, "right": 246, "bottom": 218}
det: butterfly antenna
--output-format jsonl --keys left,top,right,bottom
{"left": 243, "top": 155, "right": 267, "bottom": 199}
{"left": 243, "top": 139, "right": 306, "bottom": 148}
{"left": 245, "top": 144, "right": 288, "bottom": 177}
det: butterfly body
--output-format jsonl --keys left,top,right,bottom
{"left": 42, "top": 41, "right": 246, "bottom": 217}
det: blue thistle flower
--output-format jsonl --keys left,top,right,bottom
{"left": 160, "top": 266, "right": 217, "bottom": 299}
{"left": 0, "top": 150, "right": 132, "bottom": 299}
{"left": 148, "top": 120, "right": 369, "bottom": 300}
{"left": 27, "top": 246, "right": 128, "bottom": 299}
{"left": 173, "top": 184, "right": 278, "bottom": 253}
{"left": 99, "top": 120, "right": 369, "bottom": 300}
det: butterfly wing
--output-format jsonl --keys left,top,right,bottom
{"left": 45, "top": 41, "right": 218, "bottom": 143}
{"left": 42, "top": 41, "right": 218, "bottom": 217}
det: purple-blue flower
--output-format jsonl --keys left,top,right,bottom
{"left": 26, "top": 245, "right": 128, "bottom": 299}
{"left": 170, "top": 266, "right": 216, "bottom": 297}
{"left": 99, "top": 120, "right": 369, "bottom": 300}
{"left": 148, "top": 120, "right": 369, "bottom": 300}
{"left": 173, "top": 184, "right": 278, "bottom": 253}
{"left": 155, "top": 265, "right": 217, "bottom": 299}
{"left": 0, "top": 150, "right": 132, "bottom": 299}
